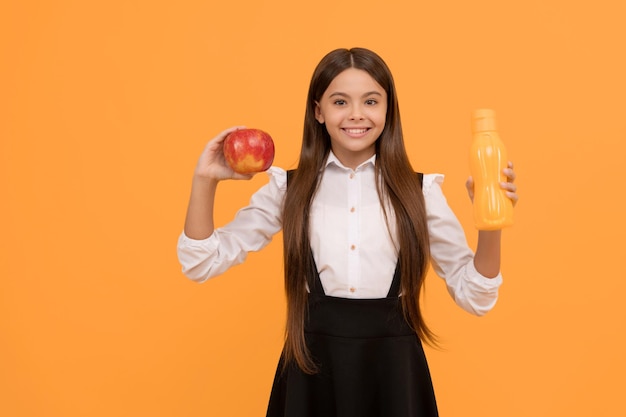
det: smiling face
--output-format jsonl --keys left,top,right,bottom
{"left": 314, "top": 68, "right": 388, "bottom": 169}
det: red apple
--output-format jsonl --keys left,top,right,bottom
{"left": 223, "top": 128, "right": 275, "bottom": 174}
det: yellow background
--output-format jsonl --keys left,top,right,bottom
{"left": 2, "top": 0, "right": 625, "bottom": 415}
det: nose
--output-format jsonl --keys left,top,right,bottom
{"left": 349, "top": 104, "right": 365, "bottom": 120}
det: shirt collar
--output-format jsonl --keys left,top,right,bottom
{"left": 324, "top": 150, "right": 377, "bottom": 171}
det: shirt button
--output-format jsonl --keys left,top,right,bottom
{"left": 349, "top": 287, "right": 356, "bottom": 293}
{"left": 349, "top": 173, "right": 355, "bottom": 179}
{"left": 350, "top": 244, "right": 356, "bottom": 250}
{"left": 350, "top": 207, "right": 355, "bottom": 213}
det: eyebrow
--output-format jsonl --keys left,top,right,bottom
{"left": 328, "top": 91, "right": 383, "bottom": 98}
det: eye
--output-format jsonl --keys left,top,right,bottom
{"left": 365, "top": 99, "right": 378, "bottom": 105}
{"left": 333, "top": 99, "right": 347, "bottom": 106}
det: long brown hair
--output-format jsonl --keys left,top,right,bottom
{"left": 281, "top": 47, "right": 434, "bottom": 374}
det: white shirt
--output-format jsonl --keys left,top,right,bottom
{"left": 177, "top": 152, "right": 502, "bottom": 316}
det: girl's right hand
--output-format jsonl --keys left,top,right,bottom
{"left": 193, "top": 126, "right": 255, "bottom": 181}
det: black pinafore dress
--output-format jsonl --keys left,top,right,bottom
{"left": 266, "top": 257, "right": 439, "bottom": 417}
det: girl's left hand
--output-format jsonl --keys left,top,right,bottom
{"left": 465, "top": 161, "right": 519, "bottom": 206}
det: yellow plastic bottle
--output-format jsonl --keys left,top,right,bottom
{"left": 470, "top": 109, "right": 514, "bottom": 230}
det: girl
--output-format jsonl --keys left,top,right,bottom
{"left": 178, "top": 47, "right": 518, "bottom": 417}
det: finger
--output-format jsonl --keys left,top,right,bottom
{"left": 213, "top": 125, "right": 247, "bottom": 144}
{"left": 506, "top": 191, "right": 519, "bottom": 207}
{"left": 503, "top": 166, "right": 516, "bottom": 183}
{"left": 500, "top": 181, "right": 517, "bottom": 193}
{"left": 465, "top": 176, "right": 475, "bottom": 200}
{"left": 231, "top": 172, "right": 255, "bottom": 181}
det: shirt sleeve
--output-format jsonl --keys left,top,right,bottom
{"left": 423, "top": 173, "right": 502, "bottom": 316}
{"left": 176, "top": 166, "right": 287, "bottom": 283}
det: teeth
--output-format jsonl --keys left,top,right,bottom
{"left": 345, "top": 128, "right": 368, "bottom": 134}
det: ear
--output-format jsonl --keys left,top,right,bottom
{"left": 314, "top": 101, "right": 324, "bottom": 124}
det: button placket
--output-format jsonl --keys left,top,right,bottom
{"left": 347, "top": 170, "right": 360, "bottom": 294}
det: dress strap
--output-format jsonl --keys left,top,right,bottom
{"left": 307, "top": 251, "right": 325, "bottom": 295}
{"left": 386, "top": 260, "right": 402, "bottom": 297}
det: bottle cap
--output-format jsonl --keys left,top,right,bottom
{"left": 472, "top": 109, "right": 497, "bottom": 133}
